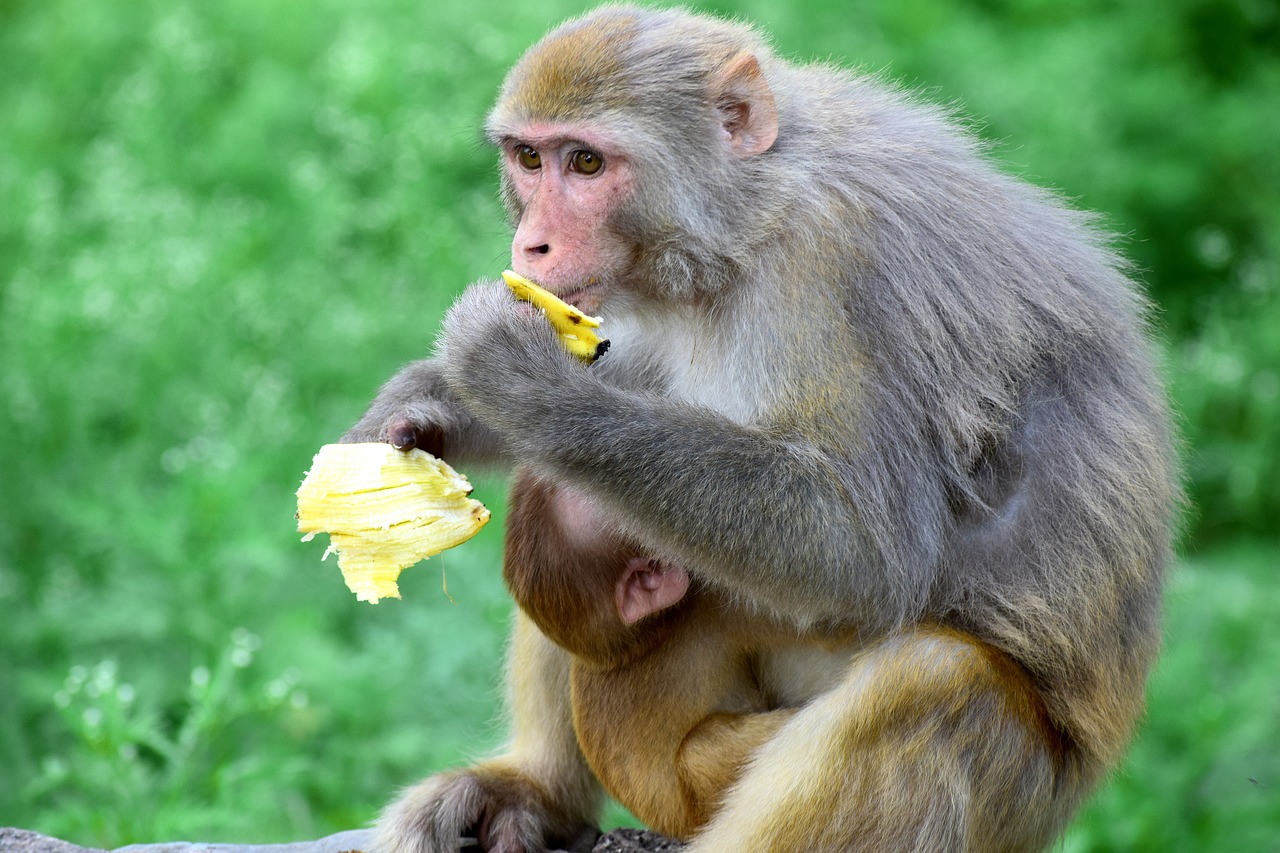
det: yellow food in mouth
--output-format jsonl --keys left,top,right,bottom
{"left": 502, "top": 269, "right": 610, "bottom": 363}
{"left": 296, "top": 443, "right": 490, "bottom": 603}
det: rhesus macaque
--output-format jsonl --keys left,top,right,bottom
{"left": 343, "top": 6, "right": 1179, "bottom": 852}
{"left": 503, "top": 474, "right": 854, "bottom": 840}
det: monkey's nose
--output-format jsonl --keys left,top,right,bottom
{"left": 515, "top": 240, "right": 554, "bottom": 272}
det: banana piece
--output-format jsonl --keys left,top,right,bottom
{"left": 502, "top": 270, "right": 610, "bottom": 363}
{"left": 296, "top": 443, "right": 490, "bottom": 603}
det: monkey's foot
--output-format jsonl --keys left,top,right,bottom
{"left": 377, "top": 766, "right": 599, "bottom": 853}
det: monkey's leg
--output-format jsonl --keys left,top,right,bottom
{"left": 674, "top": 709, "right": 797, "bottom": 834}
{"left": 375, "top": 611, "right": 602, "bottom": 853}
{"left": 685, "top": 628, "right": 1080, "bottom": 853}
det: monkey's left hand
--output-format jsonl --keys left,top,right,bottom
{"left": 440, "top": 280, "right": 600, "bottom": 441}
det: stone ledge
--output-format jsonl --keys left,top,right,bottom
{"left": 0, "top": 828, "right": 373, "bottom": 853}
{"left": 0, "top": 827, "right": 683, "bottom": 853}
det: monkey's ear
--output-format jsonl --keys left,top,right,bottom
{"left": 616, "top": 562, "right": 691, "bottom": 625}
{"left": 711, "top": 52, "right": 778, "bottom": 158}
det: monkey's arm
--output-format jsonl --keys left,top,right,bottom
{"left": 440, "top": 283, "right": 927, "bottom": 627}
{"left": 343, "top": 358, "right": 507, "bottom": 468}
{"left": 376, "top": 611, "right": 602, "bottom": 853}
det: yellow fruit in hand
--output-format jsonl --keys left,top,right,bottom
{"left": 296, "top": 443, "right": 490, "bottom": 603}
{"left": 502, "top": 270, "right": 610, "bottom": 363}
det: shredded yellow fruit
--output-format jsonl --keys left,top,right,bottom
{"left": 296, "top": 443, "right": 490, "bottom": 603}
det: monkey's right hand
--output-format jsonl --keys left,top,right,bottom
{"left": 342, "top": 358, "right": 506, "bottom": 467}
{"left": 343, "top": 404, "right": 447, "bottom": 457}
{"left": 375, "top": 764, "right": 600, "bottom": 853}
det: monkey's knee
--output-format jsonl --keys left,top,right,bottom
{"left": 692, "top": 630, "right": 1078, "bottom": 853}
{"left": 852, "top": 630, "right": 1076, "bottom": 850}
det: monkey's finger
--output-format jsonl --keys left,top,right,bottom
{"left": 387, "top": 419, "right": 418, "bottom": 450}
{"left": 388, "top": 419, "right": 444, "bottom": 458}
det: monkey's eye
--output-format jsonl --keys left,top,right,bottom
{"left": 515, "top": 144, "right": 541, "bottom": 171}
{"left": 568, "top": 149, "right": 604, "bottom": 175}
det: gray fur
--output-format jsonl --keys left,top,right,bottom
{"left": 343, "top": 358, "right": 505, "bottom": 467}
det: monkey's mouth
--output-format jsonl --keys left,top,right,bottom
{"left": 562, "top": 280, "right": 607, "bottom": 316}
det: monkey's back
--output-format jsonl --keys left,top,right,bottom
{"left": 767, "top": 61, "right": 1180, "bottom": 777}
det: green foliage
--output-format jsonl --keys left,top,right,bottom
{"left": 1172, "top": 283, "right": 1280, "bottom": 541}
{"left": 1064, "top": 544, "right": 1280, "bottom": 851}
{"left": 0, "top": 0, "right": 1275, "bottom": 848}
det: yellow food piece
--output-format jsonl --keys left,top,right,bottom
{"left": 502, "top": 269, "right": 610, "bottom": 363}
{"left": 296, "top": 443, "right": 490, "bottom": 603}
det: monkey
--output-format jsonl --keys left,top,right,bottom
{"left": 342, "top": 6, "right": 1180, "bottom": 852}
{"left": 504, "top": 474, "right": 1063, "bottom": 847}
{"left": 503, "top": 473, "right": 858, "bottom": 841}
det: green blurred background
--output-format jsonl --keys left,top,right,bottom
{"left": 1, "top": 0, "right": 1276, "bottom": 848}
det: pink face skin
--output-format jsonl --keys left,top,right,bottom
{"left": 501, "top": 123, "right": 634, "bottom": 316}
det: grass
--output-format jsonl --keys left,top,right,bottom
{"left": 1, "top": 0, "right": 1276, "bottom": 848}
{"left": 1062, "top": 543, "right": 1280, "bottom": 851}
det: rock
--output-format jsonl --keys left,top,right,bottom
{"left": 0, "top": 828, "right": 106, "bottom": 853}
{"left": 0, "top": 829, "right": 374, "bottom": 853}
{"left": 112, "top": 830, "right": 375, "bottom": 853}
{"left": 591, "top": 829, "right": 685, "bottom": 853}
{"left": 0, "top": 828, "right": 682, "bottom": 853}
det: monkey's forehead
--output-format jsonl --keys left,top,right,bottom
{"left": 487, "top": 6, "right": 768, "bottom": 131}
{"left": 498, "top": 10, "right": 639, "bottom": 123}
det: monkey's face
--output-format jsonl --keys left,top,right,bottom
{"left": 487, "top": 12, "right": 779, "bottom": 309}
{"left": 498, "top": 123, "right": 635, "bottom": 316}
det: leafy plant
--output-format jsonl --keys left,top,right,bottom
{"left": 0, "top": 0, "right": 1275, "bottom": 846}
